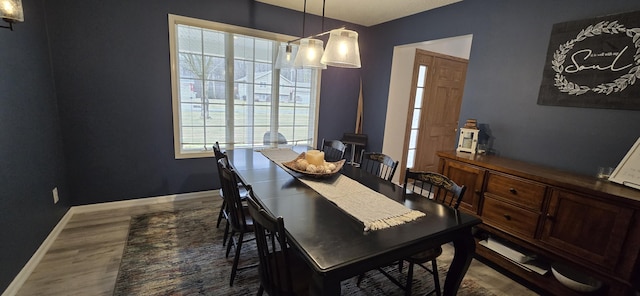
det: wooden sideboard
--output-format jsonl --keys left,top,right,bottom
{"left": 438, "top": 151, "right": 640, "bottom": 296}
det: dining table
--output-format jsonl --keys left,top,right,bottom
{"left": 226, "top": 147, "right": 482, "bottom": 296}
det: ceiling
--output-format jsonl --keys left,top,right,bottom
{"left": 255, "top": 0, "right": 462, "bottom": 27}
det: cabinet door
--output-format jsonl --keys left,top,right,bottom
{"left": 540, "top": 189, "right": 633, "bottom": 270}
{"left": 442, "top": 160, "right": 485, "bottom": 214}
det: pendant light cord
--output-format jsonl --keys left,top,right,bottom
{"left": 322, "top": 0, "right": 325, "bottom": 32}
{"left": 302, "top": 0, "right": 307, "bottom": 38}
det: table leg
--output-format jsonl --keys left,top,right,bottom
{"left": 442, "top": 229, "right": 476, "bottom": 296}
{"left": 309, "top": 272, "right": 340, "bottom": 296}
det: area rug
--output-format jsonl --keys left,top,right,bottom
{"left": 113, "top": 203, "right": 496, "bottom": 296}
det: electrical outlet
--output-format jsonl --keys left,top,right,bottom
{"left": 52, "top": 187, "right": 59, "bottom": 204}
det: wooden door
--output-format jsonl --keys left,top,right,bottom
{"left": 401, "top": 50, "right": 468, "bottom": 181}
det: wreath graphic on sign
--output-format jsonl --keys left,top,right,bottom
{"left": 552, "top": 20, "right": 640, "bottom": 95}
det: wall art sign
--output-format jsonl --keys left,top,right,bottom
{"left": 538, "top": 10, "right": 640, "bottom": 110}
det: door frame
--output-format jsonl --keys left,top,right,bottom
{"left": 398, "top": 49, "right": 469, "bottom": 183}
{"left": 381, "top": 34, "right": 473, "bottom": 184}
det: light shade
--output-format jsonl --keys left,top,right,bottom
{"left": 0, "top": 0, "right": 24, "bottom": 22}
{"left": 321, "top": 29, "right": 361, "bottom": 68}
{"left": 294, "top": 38, "right": 327, "bottom": 69}
{"left": 275, "top": 43, "right": 298, "bottom": 69}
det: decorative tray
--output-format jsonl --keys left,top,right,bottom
{"left": 282, "top": 152, "right": 346, "bottom": 178}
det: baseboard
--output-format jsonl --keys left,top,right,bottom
{"left": 1, "top": 190, "right": 217, "bottom": 296}
{"left": 70, "top": 190, "right": 217, "bottom": 214}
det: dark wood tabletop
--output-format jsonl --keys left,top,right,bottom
{"left": 227, "top": 147, "right": 482, "bottom": 296}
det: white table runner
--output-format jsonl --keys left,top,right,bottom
{"left": 259, "top": 148, "right": 425, "bottom": 231}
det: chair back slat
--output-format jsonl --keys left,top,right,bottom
{"left": 320, "top": 139, "right": 347, "bottom": 162}
{"left": 403, "top": 168, "right": 466, "bottom": 209}
{"left": 213, "top": 142, "right": 226, "bottom": 186}
{"left": 359, "top": 151, "right": 399, "bottom": 181}
{"left": 219, "top": 159, "right": 251, "bottom": 232}
{"left": 247, "top": 193, "right": 296, "bottom": 296}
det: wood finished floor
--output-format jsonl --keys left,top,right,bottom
{"left": 14, "top": 194, "right": 539, "bottom": 295}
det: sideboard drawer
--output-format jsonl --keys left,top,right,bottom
{"left": 482, "top": 195, "right": 540, "bottom": 239}
{"left": 486, "top": 173, "right": 546, "bottom": 211}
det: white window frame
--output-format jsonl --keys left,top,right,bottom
{"left": 168, "top": 14, "right": 321, "bottom": 159}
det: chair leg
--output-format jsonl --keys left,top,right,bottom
{"left": 405, "top": 262, "right": 414, "bottom": 296}
{"left": 257, "top": 284, "right": 264, "bottom": 296}
{"left": 216, "top": 200, "right": 226, "bottom": 228}
{"left": 398, "top": 260, "right": 404, "bottom": 273}
{"left": 229, "top": 232, "right": 245, "bottom": 286}
{"left": 226, "top": 231, "right": 236, "bottom": 258}
{"left": 222, "top": 219, "right": 230, "bottom": 246}
{"left": 431, "top": 260, "right": 441, "bottom": 296}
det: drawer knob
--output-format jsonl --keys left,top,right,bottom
{"left": 546, "top": 213, "right": 554, "bottom": 220}
{"left": 503, "top": 214, "right": 512, "bottom": 220}
{"left": 509, "top": 188, "right": 517, "bottom": 194}
{"left": 474, "top": 190, "right": 481, "bottom": 195}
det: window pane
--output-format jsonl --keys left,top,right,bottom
{"left": 177, "top": 25, "right": 202, "bottom": 53}
{"left": 235, "top": 82, "right": 253, "bottom": 101}
{"left": 293, "top": 126, "right": 311, "bottom": 144}
{"left": 234, "top": 36, "right": 254, "bottom": 60}
{"left": 294, "top": 88, "right": 311, "bottom": 106}
{"left": 279, "top": 126, "right": 294, "bottom": 142}
{"left": 182, "top": 126, "right": 205, "bottom": 146}
{"left": 202, "top": 30, "right": 225, "bottom": 56}
{"left": 411, "top": 109, "right": 421, "bottom": 129}
{"left": 409, "top": 130, "right": 418, "bottom": 149}
{"left": 279, "top": 106, "right": 294, "bottom": 125}
{"left": 205, "top": 105, "right": 225, "bottom": 126}
{"left": 179, "top": 54, "right": 202, "bottom": 79}
{"left": 254, "top": 105, "right": 270, "bottom": 126}
{"left": 205, "top": 128, "right": 223, "bottom": 146}
{"left": 294, "top": 107, "right": 310, "bottom": 125}
{"left": 407, "top": 149, "right": 415, "bottom": 168}
{"left": 234, "top": 60, "right": 254, "bottom": 81}
{"left": 417, "top": 65, "right": 427, "bottom": 87}
{"left": 180, "top": 79, "right": 198, "bottom": 99}
{"left": 254, "top": 38, "right": 273, "bottom": 62}
{"left": 206, "top": 80, "right": 226, "bottom": 100}
{"left": 279, "top": 85, "right": 295, "bottom": 103}
{"left": 414, "top": 88, "right": 423, "bottom": 108}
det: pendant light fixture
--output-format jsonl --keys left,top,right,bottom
{"left": 294, "top": 37, "right": 326, "bottom": 69}
{"left": 275, "top": 43, "right": 298, "bottom": 69}
{"left": 0, "top": 0, "right": 24, "bottom": 31}
{"left": 321, "top": 28, "right": 361, "bottom": 68}
{"left": 292, "top": 0, "right": 326, "bottom": 69}
{"left": 278, "top": 0, "right": 361, "bottom": 69}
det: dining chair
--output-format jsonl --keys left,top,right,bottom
{"left": 401, "top": 169, "right": 466, "bottom": 296}
{"left": 320, "top": 138, "right": 347, "bottom": 162}
{"left": 213, "top": 142, "right": 248, "bottom": 247}
{"left": 246, "top": 192, "right": 313, "bottom": 296}
{"left": 359, "top": 151, "right": 399, "bottom": 181}
{"left": 219, "top": 159, "right": 257, "bottom": 286}
{"left": 263, "top": 131, "right": 288, "bottom": 145}
{"left": 361, "top": 168, "right": 466, "bottom": 296}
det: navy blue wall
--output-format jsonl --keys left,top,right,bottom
{"left": 0, "top": 0, "right": 69, "bottom": 291}
{"left": 43, "top": 0, "right": 364, "bottom": 205}
{"left": 4, "top": 0, "right": 640, "bottom": 292}
{"left": 363, "top": 0, "right": 640, "bottom": 175}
